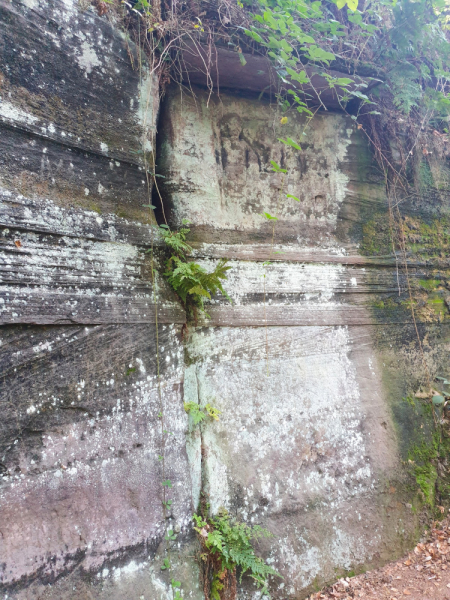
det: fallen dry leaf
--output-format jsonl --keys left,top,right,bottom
{"left": 14, "top": 240, "right": 21, "bottom": 247}
{"left": 306, "top": 516, "right": 450, "bottom": 600}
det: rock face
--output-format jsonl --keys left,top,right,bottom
{"left": 0, "top": 2, "right": 197, "bottom": 599}
{"left": 1, "top": 2, "right": 450, "bottom": 599}
{"left": 159, "top": 86, "right": 448, "bottom": 597}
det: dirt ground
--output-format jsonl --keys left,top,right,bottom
{"left": 307, "top": 516, "right": 450, "bottom": 600}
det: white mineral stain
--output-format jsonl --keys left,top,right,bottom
{"left": 0, "top": 101, "right": 39, "bottom": 126}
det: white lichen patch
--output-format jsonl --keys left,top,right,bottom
{"left": 0, "top": 189, "right": 159, "bottom": 245}
{"left": 195, "top": 259, "right": 347, "bottom": 306}
{"left": 0, "top": 101, "right": 39, "bottom": 127}
{"left": 76, "top": 40, "right": 102, "bottom": 74}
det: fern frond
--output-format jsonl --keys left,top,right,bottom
{"left": 164, "top": 255, "right": 231, "bottom": 315}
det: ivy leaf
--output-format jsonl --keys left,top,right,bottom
{"left": 287, "top": 194, "right": 302, "bottom": 202}
{"left": 162, "top": 479, "right": 172, "bottom": 487}
{"left": 171, "top": 579, "right": 181, "bottom": 588}
{"left": 270, "top": 160, "right": 287, "bottom": 173}
{"left": 306, "top": 45, "right": 335, "bottom": 64}
{"left": 336, "top": 0, "right": 358, "bottom": 9}
{"left": 286, "top": 67, "right": 310, "bottom": 84}
{"left": 262, "top": 212, "right": 278, "bottom": 220}
{"left": 278, "top": 137, "right": 302, "bottom": 151}
{"left": 243, "top": 28, "right": 263, "bottom": 43}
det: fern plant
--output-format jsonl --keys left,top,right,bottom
{"left": 157, "top": 222, "right": 231, "bottom": 318}
{"left": 165, "top": 257, "right": 231, "bottom": 314}
{"left": 193, "top": 509, "right": 281, "bottom": 600}
{"left": 158, "top": 223, "right": 192, "bottom": 257}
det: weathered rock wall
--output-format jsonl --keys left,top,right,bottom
{"left": 158, "top": 85, "right": 450, "bottom": 597}
{"left": 0, "top": 2, "right": 198, "bottom": 599}
{"left": 1, "top": 2, "right": 450, "bottom": 599}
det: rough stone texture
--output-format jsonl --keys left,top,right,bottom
{"left": 0, "top": 323, "right": 191, "bottom": 593}
{"left": 186, "top": 326, "right": 413, "bottom": 597}
{"left": 158, "top": 84, "right": 450, "bottom": 597}
{"left": 178, "top": 42, "right": 370, "bottom": 109}
{"left": 1, "top": 3, "right": 450, "bottom": 598}
{"left": 0, "top": 190, "right": 184, "bottom": 325}
{"left": 0, "top": 0, "right": 158, "bottom": 163}
{"left": 157, "top": 84, "right": 385, "bottom": 245}
{"left": 0, "top": 2, "right": 198, "bottom": 598}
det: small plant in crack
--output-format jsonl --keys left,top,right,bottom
{"left": 156, "top": 221, "right": 231, "bottom": 320}
{"left": 184, "top": 402, "right": 221, "bottom": 425}
{"left": 193, "top": 508, "right": 281, "bottom": 600}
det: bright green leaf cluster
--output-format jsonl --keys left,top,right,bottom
{"left": 193, "top": 509, "right": 282, "bottom": 597}
{"left": 155, "top": 223, "right": 231, "bottom": 318}
{"left": 184, "top": 402, "right": 221, "bottom": 425}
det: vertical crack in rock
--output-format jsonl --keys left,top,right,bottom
{"left": 184, "top": 364, "right": 202, "bottom": 513}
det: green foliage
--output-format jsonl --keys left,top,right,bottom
{"left": 165, "top": 529, "right": 177, "bottom": 541}
{"left": 184, "top": 402, "right": 207, "bottom": 425}
{"left": 404, "top": 383, "right": 450, "bottom": 510}
{"left": 158, "top": 223, "right": 193, "bottom": 257}
{"left": 156, "top": 223, "right": 231, "bottom": 318}
{"left": 184, "top": 401, "right": 221, "bottom": 425}
{"left": 408, "top": 436, "right": 440, "bottom": 507}
{"left": 270, "top": 160, "right": 287, "bottom": 173}
{"left": 165, "top": 256, "right": 231, "bottom": 314}
{"left": 243, "top": 0, "right": 450, "bottom": 122}
{"left": 193, "top": 509, "right": 282, "bottom": 597}
{"left": 171, "top": 578, "right": 183, "bottom": 600}
{"left": 286, "top": 193, "right": 301, "bottom": 202}
{"left": 260, "top": 212, "right": 278, "bottom": 220}
{"left": 336, "top": 0, "right": 358, "bottom": 11}
{"left": 205, "top": 403, "right": 221, "bottom": 421}
{"left": 278, "top": 136, "right": 302, "bottom": 150}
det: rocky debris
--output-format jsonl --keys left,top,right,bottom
{"left": 307, "top": 516, "right": 450, "bottom": 600}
